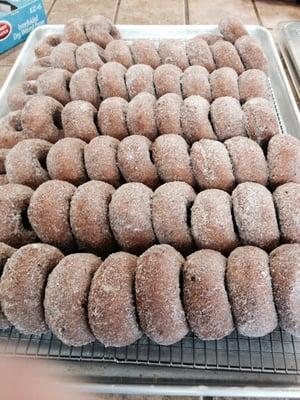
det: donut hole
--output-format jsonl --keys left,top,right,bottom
{"left": 21, "top": 209, "right": 32, "bottom": 231}
{"left": 52, "top": 109, "right": 63, "bottom": 130}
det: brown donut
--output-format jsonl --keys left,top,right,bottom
{"left": 239, "top": 69, "right": 271, "bottom": 103}
{"left": 109, "top": 183, "right": 156, "bottom": 253}
{"left": 181, "top": 96, "right": 216, "bottom": 144}
{"left": 126, "top": 92, "right": 157, "bottom": 140}
{"left": 35, "top": 34, "right": 63, "bottom": 58}
{"left": 0, "top": 111, "right": 29, "bottom": 148}
{"left": 85, "top": 15, "right": 121, "bottom": 48}
{"left": 88, "top": 252, "right": 142, "bottom": 347}
{"left": 37, "top": 68, "right": 72, "bottom": 105}
{"left": 226, "top": 246, "right": 277, "bottom": 337}
{"left": 28, "top": 180, "right": 76, "bottom": 252}
{"left": 191, "top": 139, "right": 235, "bottom": 192}
{"left": 0, "top": 149, "right": 8, "bottom": 174}
{"left": 183, "top": 249, "right": 234, "bottom": 340}
{"left": 64, "top": 18, "right": 88, "bottom": 45}
{"left": 210, "top": 96, "right": 245, "bottom": 140}
{"left": 225, "top": 136, "right": 268, "bottom": 185}
{"left": 191, "top": 189, "right": 238, "bottom": 253}
{"left": 210, "top": 67, "right": 239, "bottom": 101}
{"left": 69, "top": 68, "right": 100, "bottom": 108}
{"left": 44, "top": 253, "right": 101, "bottom": 346}
{"left": 104, "top": 40, "right": 133, "bottom": 69}
{"left": 97, "top": 62, "right": 128, "bottom": 100}
{"left": 219, "top": 16, "right": 248, "bottom": 43}
{"left": 0, "top": 242, "right": 16, "bottom": 329}
{"left": 153, "top": 64, "right": 182, "bottom": 98}
{"left": 270, "top": 244, "right": 300, "bottom": 337}
{"left": 125, "top": 64, "right": 155, "bottom": 99}
{"left": 0, "top": 244, "right": 63, "bottom": 334}
{"left": 46, "top": 138, "right": 87, "bottom": 186}
{"left": 7, "top": 81, "right": 38, "bottom": 111}
{"left": 130, "top": 39, "right": 161, "bottom": 69}
{"left": 6, "top": 139, "right": 51, "bottom": 189}
{"left": 232, "top": 182, "right": 280, "bottom": 250}
{"left": 84, "top": 136, "right": 121, "bottom": 187}
{"left": 97, "top": 97, "right": 128, "bottom": 140}
{"left": 136, "top": 244, "right": 188, "bottom": 345}
{"left": 76, "top": 42, "right": 106, "bottom": 70}
{"left": 70, "top": 181, "right": 115, "bottom": 254}
{"left": 235, "top": 35, "right": 268, "bottom": 74}
{"left": 186, "top": 37, "right": 215, "bottom": 72}
{"left": 152, "top": 134, "right": 195, "bottom": 186}
{"left": 211, "top": 40, "right": 244, "bottom": 75}
{"left": 117, "top": 135, "right": 160, "bottom": 189}
{"left": 273, "top": 182, "right": 300, "bottom": 244}
{"left": 158, "top": 39, "right": 189, "bottom": 70}
{"left": 62, "top": 100, "right": 99, "bottom": 142}
{"left": 50, "top": 42, "right": 78, "bottom": 73}
{"left": 181, "top": 65, "right": 211, "bottom": 101}
{"left": 25, "top": 56, "right": 53, "bottom": 80}
{"left": 0, "top": 184, "right": 37, "bottom": 247}
{"left": 155, "top": 93, "right": 182, "bottom": 135}
{"left": 152, "top": 182, "right": 196, "bottom": 253}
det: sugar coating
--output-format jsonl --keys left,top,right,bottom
{"left": 239, "top": 69, "right": 271, "bottom": 103}
{"left": 50, "top": 42, "right": 78, "bottom": 73}
{"left": 85, "top": 15, "right": 121, "bottom": 48}
{"left": 158, "top": 39, "right": 189, "bottom": 70}
{"left": 155, "top": 93, "right": 182, "bottom": 135}
{"left": 186, "top": 38, "right": 215, "bottom": 72}
{"left": 210, "top": 67, "right": 239, "bottom": 101}
{"left": 0, "top": 149, "right": 8, "bottom": 174}
{"left": 44, "top": 253, "right": 101, "bottom": 346}
{"left": 98, "top": 97, "right": 128, "bottom": 139}
{"left": 181, "top": 65, "right": 211, "bottom": 101}
{"left": 35, "top": 34, "right": 63, "bottom": 58}
{"left": 125, "top": 64, "right": 155, "bottom": 99}
{"left": 25, "top": 56, "right": 53, "bottom": 80}
{"left": 0, "top": 242, "right": 16, "bottom": 329}
{"left": 136, "top": 244, "right": 188, "bottom": 345}
{"left": 211, "top": 40, "right": 244, "bottom": 75}
{"left": 6, "top": 139, "right": 51, "bottom": 189}
{"left": 226, "top": 246, "right": 277, "bottom": 337}
{"left": 218, "top": 16, "right": 248, "bottom": 43}
{"left": 193, "top": 34, "right": 224, "bottom": 45}
{"left": 98, "top": 62, "right": 128, "bottom": 100}
{"left": 153, "top": 64, "right": 182, "bottom": 98}
{"left": 130, "top": 39, "right": 161, "bottom": 69}
{"left": 235, "top": 35, "right": 268, "bottom": 74}
{"left": 88, "top": 252, "right": 142, "bottom": 347}
{"left": 232, "top": 182, "right": 280, "bottom": 250}
{"left": 76, "top": 42, "right": 105, "bottom": 70}
{"left": 0, "top": 111, "right": 29, "bottom": 148}
{"left": 64, "top": 18, "right": 88, "bottom": 46}
{"left": 0, "top": 244, "right": 63, "bottom": 334}
{"left": 37, "top": 68, "right": 72, "bottom": 105}
{"left": 105, "top": 40, "right": 133, "bottom": 69}
{"left": 183, "top": 249, "right": 234, "bottom": 340}
{"left": 8, "top": 81, "right": 38, "bottom": 111}
{"left": 70, "top": 68, "right": 100, "bottom": 108}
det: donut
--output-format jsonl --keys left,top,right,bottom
{"left": 97, "top": 97, "right": 128, "bottom": 140}
{"left": 152, "top": 182, "right": 196, "bottom": 253}
{"left": 7, "top": 81, "right": 38, "bottom": 111}
{"left": 135, "top": 244, "right": 188, "bottom": 345}
{"left": 28, "top": 180, "right": 76, "bottom": 252}
{"left": 117, "top": 135, "right": 160, "bottom": 189}
{"left": 158, "top": 39, "right": 189, "bottom": 70}
{"left": 70, "top": 181, "right": 116, "bottom": 254}
{"left": 76, "top": 42, "right": 106, "bottom": 70}
{"left": 210, "top": 67, "right": 239, "bottom": 100}
{"left": 183, "top": 249, "right": 234, "bottom": 340}
{"left": 267, "top": 135, "right": 300, "bottom": 187}
{"left": 63, "top": 18, "right": 88, "bottom": 45}
{"left": 0, "top": 243, "right": 63, "bottom": 334}
{"left": 126, "top": 92, "right": 157, "bottom": 140}
{"left": 0, "top": 111, "right": 29, "bottom": 148}
{"left": 69, "top": 68, "right": 100, "bottom": 108}
{"left": 109, "top": 183, "right": 156, "bottom": 253}
{"left": 46, "top": 138, "right": 87, "bottom": 186}
{"left": 84, "top": 136, "right": 121, "bottom": 187}
{"left": 191, "top": 139, "right": 235, "bottom": 192}
{"left": 130, "top": 39, "right": 161, "bottom": 69}
{"left": 25, "top": 56, "right": 53, "bottom": 80}
{"left": 50, "top": 42, "right": 78, "bottom": 73}
{"left": 273, "top": 182, "right": 300, "bottom": 244}
{"left": 235, "top": 35, "right": 268, "bottom": 73}
{"left": 125, "top": 64, "right": 155, "bottom": 99}
{"left": 104, "top": 40, "right": 133, "bottom": 68}
{"left": 62, "top": 100, "right": 99, "bottom": 142}
{"left": 210, "top": 96, "right": 245, "bottom": 141}
{"left": 0, "top": 243, "right": 16, "bottom": 329}
{"left": 218, "top": 16, "right": 248, "bottom": 43}
{"left": 186, "top": 37, "right": 215, "bottom": 72}
{"left": 270, "top": 244, "right": 300, "bottom": 337}
{"left": 181, "top": 65, "right": 211, "bottom": 101}
{"left": 97, "top": 62, "right": 128, "bottom": 100}
{"left": 152, "top": 134, "right": 195, "bottom": 186}
{"left": 225, "top": 136, "right": 268, "bottom": 185}
{"left": 153, "top": 64, "right": 182, "bottom": 98}
{"left": 0, "top": 184, "right": 37, "bottom": 247}
{"left": 35, "top": 34, "right": 63, "bottom": 58}
{"left": 84, "top": 15, "right": 121, "bottom": 48}
{"left": 211, "top": 40, "right": 244, "bottom": 75}
{"left": 193, "top": 34, "right": 224, "bottom": 45}
{"left": 6, "top": 139, "right": 51, "bottom": 189}
{"left": 88, "top": 252, "right": 142, "bottom": 347}
{"left": 239, "top": 69, "right": 271, "bottom": 103}
{"left": 226, "top": 246, "right": 277, "bottom": 337}
{"left": 44, "top": 253, "right": 101, "bottom": 346}
{"left": 232, "top": 182, "right": 280, "bottom": 250}
{"left": 191, "top": 189, "right": 238, "bottom": 253}
{"left": 37, "top": 68, "right": 72, "bottom": 105}
{"left": 181, "top": 96, "right": 216, "bottom": 144}
{"left": 0, "top": 149, "right": 8, "bottom": 174}
{"left": 155, "top": 93, "right": 182, "bottom": 135}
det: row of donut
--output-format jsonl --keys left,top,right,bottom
{"left": 2, "top": 134, "right": 300, "bottom": 192}
{"left": 1, "top": 180, "right": 299, "bottom": 256}
{"left": 0, "top": 241, "right": 299, "bottom": 346}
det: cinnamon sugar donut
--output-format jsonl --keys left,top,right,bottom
{"left": 46, "top": 138, "right": 87, "bottom": 186}
{"left": 130, "top": 39, "right": 161, "bottom": 69}
{"left": 210, "top": 67, "right": 239, "bottom": 100}
{"left": 226, "top": 246, "right": 277, "bottom": 337}
{"left": 6, "top": 139, "right": 51, "bottom": 189}
{"left": 181, "top": 65, "right": 211, "bottom": 101}
{"left": 0, "top": 183, "right": 37, "bottom": 247}
{"left": 152, "top": 182, "right": 196, "bottom": 253}
{"left": 0, "top": 243, "right": 63, "bottom": 334}
{"left": 25, "top": 56, "right": 53, "bottom": 80}
{"left": 97, "top": 62, "right": 128, "bottom": 100}
{"left": 98, "top": 97, "right": 128, "bottom": 140}
{"left": 28, "top": 180, "right": 76, "bottom": 251}
{"left": 191, "top": 189, "right": 238, "bottom": 253}
{"left": 235, "top": 35, "right": 268, "bottom": 73}
{"left": 186, "top": 37, "right": 215, "bottom": 72}
{"left": 85, "top": 15, "right": 121, "bottom": 48}
{"left": 153, "top": 64, "right": 182, "bottom": 98}
{"left": 211, "top": 40, "right": 244, "bottom": 75}
{"left": 191, "top": 139, "right": 235, "bottom": 192}
{"left": 0, "top": 149, "right": 8, "bottom": 174}
{"left": 76, "top": 42, "right": 106, "bottom": 70}
{"left": 239, "top": 69, "right": 271, "bottom": 103}
{"left": 37, "top": 68, "right": 72, "bottom": 105}
{"left": 62, "top": 100, "right": 99, "bottom": 142}
{"left": 109, "top": 183, "right": 156, "bottom": 253}
{"left": 64, "top": 18, "right": 88, "bottom": 45}
{"left": 44, "top": 253, "right": 100, "bottom": 346}
{"left": 136, "top": 244, "right": 188, "bottom": 345}
{"left": 219, "top": 16, "right": 248, "bottom": 43}
{"left": 0, "top": 243, "right": 15, "bottom": 329}
{"left": 7, "top": 81, "right": 38, "bottom": 111}
{"left": 70, "top": 68, "right": 100, "bottom": 108}
{"left": 50, "top": 42, "right": 78, "bottom": 73}
{"left": 0, "top": 111, "right": 29, "bottom": 148}
{"left": 183, "top": 249, "right": 234, "bottom": 340}
{"left": 35, "top": 34, "right": 63, "bottom": 58}
{"left": 158, "top": 39, "right": 189, "bottom": 70}
{"left": 125, "top": 64, "right": 155, "bottom": 99}
{"left": 117, "top": 135, "right": 160, "bottom": 189}
{"left": 104, "top": 40, "right": 133, "bottom": 69}
{"left": 84, "top": 136, "right": 121, "bottom": 187}
{"left": 155, "top": 93, "right": 182, "bottom": 135}
{"left": 88, "top": 252, "right": 142, "bottom": 347}
{"left": 70, "top": 181, "right": 115, "bottom": 254}
{"left": 232, "top": 182, "right": 280, "bottom": 250}
{"left": 152, "top": 134, "right": 195, "bottom": 186}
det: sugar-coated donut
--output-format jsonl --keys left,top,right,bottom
{"left": 153, "top": 64, "right": 182, "bottom": 98}
{"left": 98, "top": 97, "right": 128, "bottom": 140}
{"left": 0, "top": 244, "right": 63, "bottom": 334}
{"left": 63, "top": 18, "right": 88, "bottom": 45}
{"left": 181, "top": 65, "right": 211, "bottom": 101}
{"left": 0, "top": 149, "right": 8, "bottom": 174}
{"left": 239, "top": 69, "right": 271, "bottom": 103}
{"left": 232, "top": 182, "right": 280, "bottom": 250}
{"left": 0, "top": 243, "right": 16, "bottom": 329}
{"left": 235, "top": 35, "right": 268, "bottom": 74}
{"left": 37, "top": 68, "right": 72, "bottom": 105}
{"left": 125, "top": 64, "right": 155, "bottom": 99}
{"left": 70, "top": 68, "right": 100, "bottom": 108}
{"left": 35, "top": 34, "right": 63, "bottom": 58}
{"left": 152, "top": 182, "right": 196, "bottom": 253}
{"left": 25, "top": 56, "right": 53, "bottom": 80}
{"left": 85, "top": 15, "right": 121, "bottom": 48}
{"left": 97, "top": 62, "right": 128, "bottom": 100}
{"left": 50, "top": 42, "right": 78, "bottom": 73}
{"left": 226, "top": 246, "right": 277, "bottom": 337}
{"left": 7, "top": 81, "right": 38, "bottom": 111}
{"left": 183, "top": 249, "right": 234, "bottom": 340}
{"left": 6, "top": 139, "right": 51, "bottom": 189}
{"left": 210, "top": 67, "right": 239, "bottom": 100}
{"left": 191, "top": 189, "right": 238, "bottom": 253}
{"left": 136, "top": 244, "right": 188, "bottom": 345}
{"left": 130, "top": 39, "right": 161, "bottom": 69}
{"left": 186, "top": 38, "right": 215, "bottom": 72}
{"left": 104, "top": 40, "right": 133, "bottom": 69}
{"left": 155, "top": 93, "right": 182, "bottom": 135}
{"left": 211, "top": 40, "right": 244, "bottom": 75}
{"left": 158, "top": 39, "right": 189, "bottom": 70}
{"left": 76, "top": 42, "right": 106, "bottom": 70}
{"left": 44, "top": 253, "right": 101, "bottom": 346}
{"left": 28, "top": 180, "right": 76, "bottom": 252}
{"left": 109, "top": 183, "right": 156, "bottom": 253}
{"left": 88, "top": 252, "right": 142, "bottom": 347}
{"left": 0, "top": 111, "right": 29, "bottom": 148}
{"left": 219, "top": 16, "right": 248, "bottom": 43}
